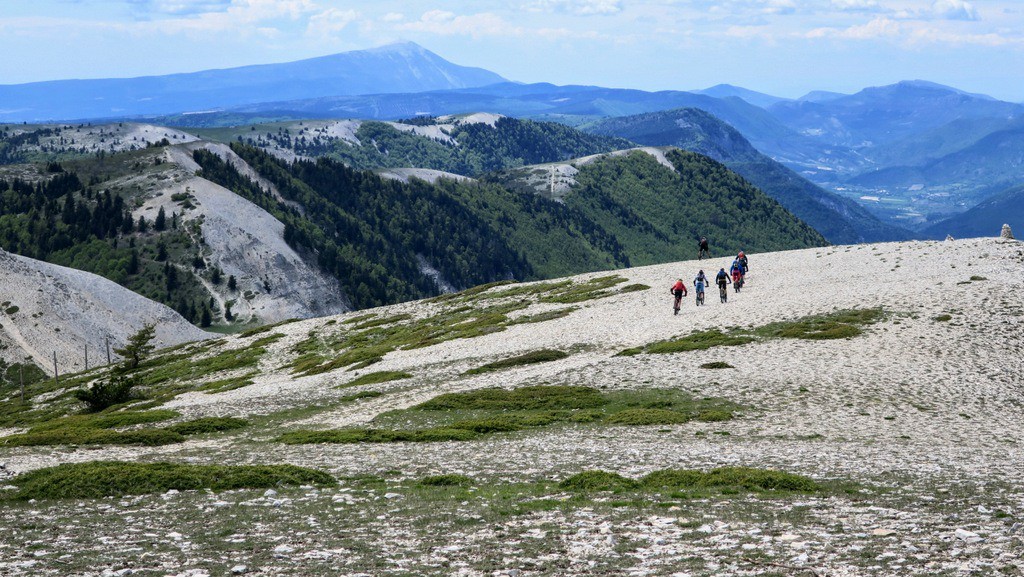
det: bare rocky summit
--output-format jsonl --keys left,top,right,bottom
{"left": 1, "top": 237, "right": 1022, "bottom": 575}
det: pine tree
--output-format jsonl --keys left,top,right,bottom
{"left": 154, "top": 206, "right": 166, "bottom": 231}
{"left": 112, "top": 324, "right": 156, "bottom": 371}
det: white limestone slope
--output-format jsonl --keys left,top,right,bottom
{"left": 0, "top": 249, "right": 210, "bottom": 375}
{"left": 142, "top": 143, "right": 351, "bottom": 324}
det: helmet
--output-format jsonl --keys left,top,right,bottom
{"left": 699, "top": 270, "right": 704, "bottom": 274}
{"left": 739, "top": 251, "right": 745, "bottom": 257}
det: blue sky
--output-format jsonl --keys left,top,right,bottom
{"left": 2, "top": 0, "right": 1021, "bottom": 101}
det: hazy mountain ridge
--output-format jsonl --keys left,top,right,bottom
{"left": 0, "top": 42, "right": 506, "bottom": 123}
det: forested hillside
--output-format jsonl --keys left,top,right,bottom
{"left": 582, "top": 109, "right": 909, "bottom": 243}
{"left": 0, "top": 167, "right": 215, "bottom": 325}
{"left": 201, "top": 116, "right": 634, "bottom": 175}
{"left": 194, "top": 144, "right": 824, "bottom": 309}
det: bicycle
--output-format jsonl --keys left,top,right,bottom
{"left": 673, "top": 293, "right": 683, "bottom": 315}
{"left": 719, "top": 284, "right": 728, "bottom": 303}
{"left": 696, "top": 290, "right": 705, "bottom": 306}
{"left": 698, "top": 247, "right": 709, "bottom": 260}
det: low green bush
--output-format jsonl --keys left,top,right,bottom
{"left": 166, "top": 417, "right": 249, "bottom": 435}
{"left": 74, "top": 375, "right": 139, "bottom": 412}
{"left": 464, "top": 349, "right": 569, "bottom": 375}
{"left": 9, "top": 461, "right": 336, "bottom": 500}
{"left": 338, "top": 371, "right": 412, "bottom": 389}
{"left": 605, "top": 408, "right": 690, "bottom": 426}
{"left": 1, "top": 428, "right": 184, "bottom": 447}
{"left": 28, "top": 410, "right": 179, "bottom": 433}
{"left": 640, "top": 466, "right": 818, "bottom": 492}
{"left": 559, "top": 471, "right": 637, "bottom": 492}
{"left": 416, "top": 385, "right": 605, "bottom": 411}
{"left": 699, "top": 361, "right": 734, "bottom": 369}
{"left": 695, "top": 410, "right": 733, "bottom": 422}
{"left": 419, "top": 474, "right": 473, "bottom": 487}
{"left": 278, "top": 427, "right": 479, "bottom": 444}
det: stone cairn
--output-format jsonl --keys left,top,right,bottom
{"left": 1001, "top": 224, "right": 1014, "bottom": 240}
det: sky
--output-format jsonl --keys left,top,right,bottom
{"left": 1, "top": 0, "right": 1022, "bottom": 102}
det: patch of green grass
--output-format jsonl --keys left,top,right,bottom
{"left": 630, "top": 332, "right": 753, "bottom": 354}
{"left": 338, "top": 371, "right": 412, "bottom": 389}
{"left": 339, "top": 390, "right": 384, "bottom": 402}
{"left": 26, "top": 410, "right": 179, "bottom": 433}
{"left": 699, "top": 361, "right": 734, "bottom": 369}
{"left": 278, "top": 427, "right": 479, "bottom": 444}
{"left": 933, "top": 314, "right": 953, "bottom": 322}
{"left": 509, "top": 307, "right": 577, "bottom": 325}
{"left": 282, "top": 386, "right": 740, "bottom": 445}
{"left": 8, "top": 461, "right": 336, "bottom": 500}
{"left": 165, "top": 417, "right": 249, "bottom": 436}
{"left": 419, "top": 474, "right": 474, "bottom": 487}
{"left": 559, "top": 471, "right": 637, "bottom": 492}
{"left": 0, "top": 427, "right": 184, "bottom": 447}
{"left": 969, "top": 275, "right": 987, "bottom": 281}
{"left": 619, "top": 283, "right": 650, "bottom": 293}
{"left": 350, "top": 313, "right": 413, "bottom": 331}
{"left": 463, "top": 349, "right": 569, "bottom": 375}
{"left": 640, "top": 466, "right": 819, "bottom": 492}
{"left": 623, "top": 308, "right": 887, "bottom": 356}
{"left": 559, "top": 467, "right": 818, "bottom": 495}
{"left": 199, "top": 372, "right": 258, "bottom": 394}
{"left": 237, "top": 319, "right": 299, "bottom": 338}
{"left": 539, "top": 275, "right": 628, "bottom": 304}
{"left": 605, "top": 408, "right": 690, "bottom": 426}
{"left": 695, "top": 410, "right": 734, "bottom": 422}
{"left": 415, "top": 385, "right": 606, "bottom": 411}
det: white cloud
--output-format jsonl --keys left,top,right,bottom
{"left": 307, "top": 8, "right": 358, "bottom": 38}
{"left": 382, "top": 12, "right": 404, "bottom": 23}
{"left": 525, "top": 0, "right": 623, "bottom": 16}
{"left": 931, "top": 0, "right": 978, "bottom": 21}
{"left": 763, "top": 0, "right": 797, "bottom": 16}
{"left": 395, "top": 10, "right": 521, "bottom": 38}
{"left": 806, "top": 16, "right": 901, "bottom": 39}
{"left": 830, "top": 0, "right": 882, "bottom": 12}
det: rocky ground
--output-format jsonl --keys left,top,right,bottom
{"left": 1, "top": 237, "right": 1022, "bottom": 576}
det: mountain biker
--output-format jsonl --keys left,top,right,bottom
{"left": 693, "top": 270, "right": 708, "bottom": 305}
{"left": 731, "top": 262, "right": 744, "bottom": 292}
{"left": 738, "top": 251, "right": 748, "bottom": 274}
{"left": 715, "top": 268, "right": 731, "bottom": 303}
{"left": 670, "top": 278, "right": 688, "bottom": 315}
{"left": 698, "top": 236, "right": 710, "bottom": 260}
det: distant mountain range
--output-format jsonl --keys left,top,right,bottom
{"left": 0, "top": 42, "right": 506, "bottom": 123}
{"left": 1, "top": 43, "right": 1021, "bottom": 235}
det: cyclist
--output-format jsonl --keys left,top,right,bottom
{"left": 693, "top": 270, "right": 708, "bottom": 305}
{"left": 731, "top": 262, "right": 744, "bottom": 292}
{"left": 670, "top": 278, "right": 688, "bottom": 315}
{"left": 715, "top": 268, "right": 731, "bottom": 303}
{"left": 698, "top": 236, "right": 710, "bottom": 260}
{"left": 738, "top": 250, "right": 748, "bottom": 274}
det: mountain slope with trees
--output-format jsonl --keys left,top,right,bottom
{"left": 580, "top": 108, "right": 908, "bottom": 244}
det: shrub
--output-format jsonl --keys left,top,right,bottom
{"left": 28, "top": 410, "right": 179, "bottom": 433}
{"left": 605, "top": 408, "right": 690, "bottom": 426}
{"left": 9, "top": 461, "right": 336, "bottom": 500}
{"left": 464, "top": 349, "right": 569, "bottom": 375}
{"left": 559, "top": 471, "right": 637, "bottom": 492}
{"left": 419, "top": 474, "right": 473, "bottom": 487}
{"left": 695, "top": 410, "right": 733, "bottom": 422}
{"left": 339, "top": 371, "right": 412, "bottom": 389}
{"left": 74, "top": 375, "right": 139, "bottom": 412}
{"left": 640, "top": 466, "right": 818, "bottom": 492}
{"left": 416, "top": 385, "right": 605, "bottom": 411}
{"left": 1, "top": 428, "right": 184, "bottom": 447}
{"left": 166, "top": 417, "right": 249, "bottom": 435}
{"left": 278, "top": 427, "right": 479, "bottom": 444}
{"left": 699, "top": 361, "right": 734, "bottom": 369}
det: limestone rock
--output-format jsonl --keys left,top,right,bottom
{"left": 1001, "top": 224, "right": 1014, "bottom": 239}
